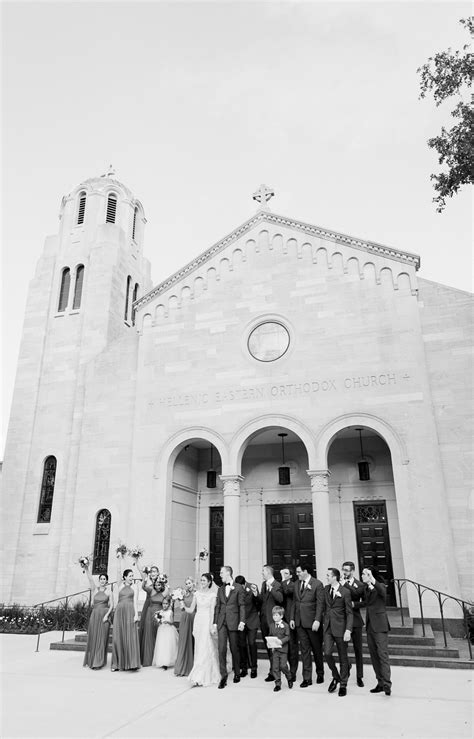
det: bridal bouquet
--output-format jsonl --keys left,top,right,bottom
{"left": 127, "top": 545, "right": 144, "bottom": 561}
{"left": 78, "top": 555, "right": 90, "bottom": 571}
{"left": 115, "top": 542, "right": 128, "bottom": 558}
{"left": 193, "top": 546, "right": 209, "bottom": 562}
{"left": 154, "top": 611, "right": 163, "bottom": 625}
{"left": 157, "top": 573, "right": 168, "bottom": 586}
{"left": 171, "top": 587, "right": 185, "bottom": 602}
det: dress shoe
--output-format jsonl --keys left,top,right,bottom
{"left": 316, "top": 676, "right": 324, "bottom": 684}
{"left": 300, "top": 680, "right": 312, "bottom": 688}
{"left": 328, "top": 678, "right": 339, "bottom": 693}
{"left": 250, "top": 669, "right": 258, "bottom": 679}
{"left": 273, "top": 684, "right": 281, "bottom": 692}
{"left": 287, "top": 678, "right": 293, "bottom": 689}
{"left": 218, "top": 679, "right": 227, "bottom": 689}
{"left": 233, "top": 675, "right": 240, "bottom": 683}
{"left": 384, "top": 687, "right": 391, "bottom": 696}
{"left": 357, "top": 678, "right": 364, "bottom": 687}
{"left": 265, "top": 674, "right": 275, "bottom": 682}
{"left": 240, "top": 669, "right": 247, "bottom": 678}
{"left": 370, "top": 685, "right": 384, "bottom": 693}
{"left": 338, "top": 686, "right": 347, "bottom": 697}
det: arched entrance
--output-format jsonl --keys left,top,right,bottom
{"left": 327, "top": 425, "right": 405, "bottom": 605}
{"left": 239, "top": 425, "right": 312, "bottom": 581}
{"left": 169, "top": 439, "right": 222, "bottom": 586}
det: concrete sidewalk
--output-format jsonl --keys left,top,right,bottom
{"left": 1, "top": 632, "right": 472, "bottom": 738}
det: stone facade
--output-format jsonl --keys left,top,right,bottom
{"left": 1, "top": 176, "right": 472, "bottom": 618}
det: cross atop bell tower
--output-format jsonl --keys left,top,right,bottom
{"left": 252, "top": 183, "right": 275, "bottom": 211}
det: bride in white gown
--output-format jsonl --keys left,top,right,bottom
{"left": 186, "top": 573, "right": 221, "bottom": 686}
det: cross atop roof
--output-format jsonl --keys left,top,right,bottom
{"left": 252, "top": 183, "right": 275, "bottom": 211}
{"left": 100, "top": 164, "right": 116, "bottom": 178}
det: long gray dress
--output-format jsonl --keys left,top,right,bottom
{"left": 83, "top": 590, "right": 110, "bottom": 669}
{"left": 111, "top": 586, "right": 140, "bottom": 670}
{"left": 174, "top": 592, "right": 195, "bottom": 676}
{"left": 140, "top": 589, "right": 165, "bottom": 666}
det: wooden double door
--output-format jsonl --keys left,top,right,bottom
{"left": 266, "top": 504, "right": 316, "bottom": 576}
{"left": 353, "top": 501, "right": 395, "bottom": 605}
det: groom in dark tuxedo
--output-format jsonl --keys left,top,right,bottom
{"left": 290, "top": 563, "right": 325, "bottom": 687}
{"left": 212, "top": 565, "right": 246, "bottom": 689}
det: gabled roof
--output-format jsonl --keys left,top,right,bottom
{"left": 134, "top": 210, "right": 421, "bottom": 311}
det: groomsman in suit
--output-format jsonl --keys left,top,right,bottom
{"left": 256, "top": 564, "right": 284, "bottom": 682}
{"left": 361, "top": 566, "right": 392, "bottom": 696}
{"left": 279, "top": 567, "right": 299, "bottom": 681}
{"left": 322, "top": 568, "right": 353, "bottom": 697}
{"left": 290, "top": 563, "right": 325, "bottom": 687}
{"left": 212, "top": 565, "right": 246, "bottom": 689}
{"left": 341, "top": 560, "right": 365, "bottom": 686}
{"left": 234, "top": 575, "right": 259, "bottom": 678}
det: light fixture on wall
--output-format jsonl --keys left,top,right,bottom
{"left": 278, "top": 432, "right": 291, "bottom": 485}
{"left": 356, "top": 428, "right": 371, "bottom": 481}
{"left": 207, "top": 445, "right": 217, "bottom": 489}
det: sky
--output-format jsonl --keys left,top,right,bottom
{"left": 2, "top": 0, "right": 472, "bottom": 455}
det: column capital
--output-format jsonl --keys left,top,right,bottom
{"left": 219, "top": 474, "right": 244, "bottom": 496}
{"left": 307, "top": 469, "right": 331, "bottom": 493}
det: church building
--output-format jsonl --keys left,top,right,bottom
{"left": 2, "top": 172, "right": 472, "bottom": 619}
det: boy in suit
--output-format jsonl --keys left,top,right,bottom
{"left": 268, "top": 606, "right": 293, "bottom": 692}
{"left": 280, "top": 567, "right": 299, "bottom": 681}
{"left": 322, "top": 567, "right": 353, "bottom": 697}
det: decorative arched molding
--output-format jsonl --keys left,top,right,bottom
{"left": 230, "top": 413, "right": 317, "bottom": 474}
{"left": 153, "top": 426, "right": 229, "bottom": 482}
{"left": 314, "top": 412, "right": 409, "bottom": 469}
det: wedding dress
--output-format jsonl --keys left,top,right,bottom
{"left": 187, "top": 589, "right": 220, "bottom": 686}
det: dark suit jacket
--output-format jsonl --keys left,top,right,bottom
{"left": 291, "top": 576, "right": 324, "bottom": 628}
{"left": 341, "top": 578, "right": 365, "bottom": 629}
{"left": 213, "top": 582, "right": 246, "bottom": 630}
{"left": 269, "top": 621, "right": 290, "bottom": 653}
{"left": 240, "top": 584, "right": 260, "bottom": 630}
{"left": 364, "top": 581, "right": 391, "bottom": 633}
{"left": 322, "top": 584, "right": 353, "bottom": 636}
{"left": 257, "top": 579, "right": 283, "bottom": 626}
{"left": 281, "top": 579, "right": 296, "bottom": 624}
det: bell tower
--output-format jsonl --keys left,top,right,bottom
{"left": 2, "top": 170, "right": 152, "bottom": 602}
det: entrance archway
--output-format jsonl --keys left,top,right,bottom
{"left": 327, "top": 425, "right": 405, "bottom": 605}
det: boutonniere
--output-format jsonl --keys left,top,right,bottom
{"left": 246, "top": 587, "right": 250, "bottom": 592}
{"left": 230, "top": 585, "right": 235, "bottom": 592}
{"left": 306, "top": 584, "right": 312, "bottom": 591}
{"left": 335, "top": 590, "right": 342, "bottom": 598}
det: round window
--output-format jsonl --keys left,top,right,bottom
{"left": 248, "top": 322, "right": 290, "bottom": 362}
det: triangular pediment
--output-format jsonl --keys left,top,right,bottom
{"left": 135, "top": 210, "right": 420, "bottom": 315}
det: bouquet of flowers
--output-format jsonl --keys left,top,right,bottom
{"left": 171, "top": 587, "right": 185, "bottom": 602}
{"left": 154, "top": 610, "right": 163, "bottom": 625}
{"left": 78, "top": 555, "right": 90, "bottom": 571}
{"left": 116, "top": 542, "right": 128, "bottom": 558}
{"left": 193, "top": 546, "right": 209, "bottom": 562}
{"left": 127, "top": 545, "right": 144, "bottom": 562}
{"left": 157, "top": 573, "right": 168, "bottom": 585}
{"left": 142, "top": 566, "right": 151, "bottom": 575}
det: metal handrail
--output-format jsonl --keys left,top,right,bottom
{"left": 392, "top": 578, "right": 473, "bottom": 660}
{"left": 33, "top": 578, "right": 143, "bottom": 651}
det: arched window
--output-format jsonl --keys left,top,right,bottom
{"left": 77, "top": 191, "right": 87, "bottom": 225}
{"left": 124, "top": 275, "right": 131, "bottom": 322}
{"left": 132, "top": 206, "right": 138, "bottom": 241}
{"left": 131, "top": 283, "right": 139, "bottom": 326}
{"left": 72, "top": 265, "right": 84, "bottom": 310}
{"left": 37, "top": 456, "right": 57, "bottom": 523}
{"left": 92, "top": 509, "right": 111, "bottom": 575}
{"left": 58, "top": 268, "right": 70, "bottom": 312}
{"left": 106, "top": 193, "right": 117, "bottom": 224}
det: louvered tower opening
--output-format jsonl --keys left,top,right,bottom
{"left": 77, "top": 192, "right": 86, "bottom": 225}
{"left": 106, "top": 194, "right": 117, "bottom": 224}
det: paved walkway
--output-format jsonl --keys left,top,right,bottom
{"left": 1, "top": 633, "right": 472, "bottom": 738}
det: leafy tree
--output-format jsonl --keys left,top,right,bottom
{"left": 417, "top": 17, "right": 473, "bottom": 212}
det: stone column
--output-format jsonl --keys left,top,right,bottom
{"left": 219, "top": 475, "right": 243, "bottom": 572}
{"left": 307, "top": 469, "right": 332, "bottom": 577}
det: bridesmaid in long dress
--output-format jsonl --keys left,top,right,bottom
{"left": 174, "top": 577, "right": 196, "bottom": 676}
{"left": 140, "top": 574, "right": 169, "bottom": 666}
{"left": 111, "top": 561, "right": 140, "bottom": 671}
{"left": 83, "top": 564, "right": 112, "bottom": 669}
{"left": 136, "top": 563, "right": 159, "bottom": 654}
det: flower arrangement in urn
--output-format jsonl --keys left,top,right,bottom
{"left": 193, "top": 546, "right": 209, "bottom": 562}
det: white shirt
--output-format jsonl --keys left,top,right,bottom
{"left": 266, "top": 577, "right": 275, "bottom": 590}
{"left": 225, "top": 580, "right": 234, "bottom": 596}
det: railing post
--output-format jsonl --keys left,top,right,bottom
{"left": 416, "top": 583, "right": 425, "bottom": 637}
{"left": 463, "top": 606, "right": 473, "bottom": 660}
{"left": 438, "top": 593, "right": 448, "bottom": 648}
{"left": 61, "top": 597, "right": 69, "bottom": 643}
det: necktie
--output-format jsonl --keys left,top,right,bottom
{"left": 300, "top": 581, "right": 305, "bottom": 595}
{"left": 331, "top": 587, "right": 335, "bottom": 600}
